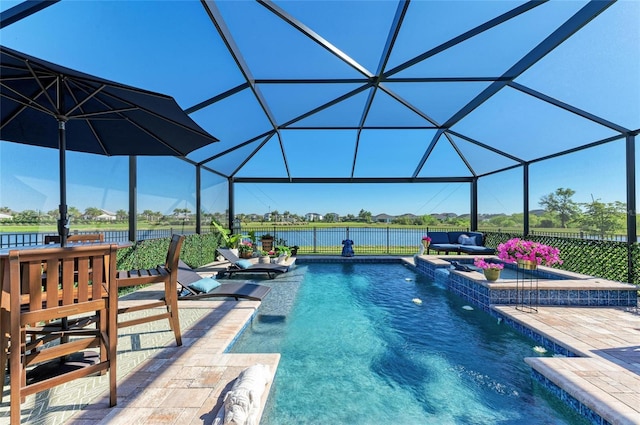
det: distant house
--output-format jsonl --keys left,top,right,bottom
{"left": 263, "top": 212, "right": 272, "bottom": 221}
{"left": 0, "top": 212, "right": 12, "bottom": 220}
{"left": 95, "top": 209, "right": 117, "bottom": 221}
{"left": 173, "top": 213, "right": 190, "bottom": 222}
{"left": 246, "top": 213, "right": 261, "bottom": 221}
{"left": 373, "top": 213, "right": 394, "bottom": 223}
{"left": 305, "top": 212, "right": 323, "bottom": 222}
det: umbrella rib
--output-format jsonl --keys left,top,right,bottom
{"left": 65, "top": 83, "right": 107, "bottom": 116}
{"left": 0, "top": 83, "right": 57, "bottom": 118}
{"left": 24, "top": 60, "right": 59, "bottom": 116}
{"left": 69, "top": 108, "right": 139, "bottom": 119}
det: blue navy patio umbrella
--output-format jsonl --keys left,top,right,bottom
{"left": 0, "top": 45, "right": 218, "bottom": 246}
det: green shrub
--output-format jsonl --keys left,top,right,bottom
{"left": 116, "top": 232, "right": 223, "bottom": 271}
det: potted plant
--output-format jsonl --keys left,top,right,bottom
{"left": 237, "top": 242, "right": 254, "bottom": 259}
{"left": 275, "top": 245, "right": 291, "bottom": 260}
{"left": 497, "top": 238, "right": 563, "bottom": 269}
{"left": 259, "top": 250, "right": 272, "bottom": 264}
{"left": 261, "top": 233, "right": 274, "bottom": 252}
{"left": 421, "top": 235, "right": 431, "bottom": 249}
{"left": 474, "top": 257, "right": 504, "bottom": 282}
{"left": 211, "top": 221, "right": 247, "bottom": 254}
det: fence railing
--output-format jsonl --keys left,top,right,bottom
{"left": 0, "top": 229, "right": 194, "bottom": 249}
{"left": 529, "top": 229, "right": 634, "bottom": 242}
{"left": 238, "top": 226, "right": 468, "bottom": 255}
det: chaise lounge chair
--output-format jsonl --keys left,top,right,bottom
{"left": 177, "top": 260, "right": 271, "bottom": 301}
{"left": 216, "top": 248, "right": 294, "bottom": 279}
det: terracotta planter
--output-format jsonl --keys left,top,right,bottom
{"left": 483, "top": 268, "right": 501, "bottom": 282}
{"left": 240, "top": 251, "right": 253, "bottom": 259}
{"left": 261, "top": 237, "right": 274, "bottom": 252}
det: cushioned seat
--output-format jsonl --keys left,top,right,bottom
{"left": 176, "top": 260, "right": 271, "bottom": 301}
{"left": 458, "top": 244, "right": 495, "bottom": 254}
{"left": 429, "top": 243, "right": 463, "bottom": 253}
{"left": 427, "top": 231, "right": 495, "bottom": 255}
{"left": 216, "top": 248, "right": 293, "bottom": 279}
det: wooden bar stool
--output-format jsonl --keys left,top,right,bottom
{"left": 2, "top": 244, "right": 118, "bottom": 424}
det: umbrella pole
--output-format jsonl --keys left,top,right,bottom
{"left": 57, "top": 119, "right": 69, "bottom": 247}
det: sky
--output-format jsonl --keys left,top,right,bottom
{"left": 0, "top": 1, "right": 638, "bottom": 218}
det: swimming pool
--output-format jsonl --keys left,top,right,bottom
{"left": 231, "top": 263, "right": 588, "bottom": 424}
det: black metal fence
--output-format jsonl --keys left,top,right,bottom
{"left": 238, "top": 226, "right": 465, "bottom": 255}
{"left": 0, "top": 229, "right": 192, "bottom": 249}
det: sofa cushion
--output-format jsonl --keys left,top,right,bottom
{"left": 427, "top": 232, "right": 449, "bottom": 244}
{"left": 430, "top": 243, "right": 462, "bottom": 252}
{"left": 447, "top": 231, "right": 468, "bottom": 244}
{"left": 459, "top": 245, "right": 495, "bottom": 254}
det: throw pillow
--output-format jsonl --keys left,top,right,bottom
{"left": 235, "top": 259, "right": 253, "bottom": 269}
{"left": 189, "top": 277, "right": 221, "bottom": 293}
{"left": 458, "top": 234, "right": 476, "bottom": 245}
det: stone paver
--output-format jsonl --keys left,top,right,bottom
{"left": 1, "top": 277, "right": 278, "bottom": 425}
{"left": 495, "top": 305, "right": 640, "bottom": 425}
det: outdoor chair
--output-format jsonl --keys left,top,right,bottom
{"left": 216, "top": 248, "right": 293, "bottom": 279}
{"left": 115, "top": 234, "right": 184, "bottom": 346}
{"left": 177, "top": 260, "right": 271, "bottom": 301}
{"left": 0, "top": 244, "right": 119, "bottom": 424}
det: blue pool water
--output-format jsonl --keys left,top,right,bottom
{"left": 231, "top": 263, "right": 587, "bottom": 424}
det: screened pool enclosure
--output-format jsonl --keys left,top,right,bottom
{"left": 0, "top": 1, "right": 638, "bottom": 245}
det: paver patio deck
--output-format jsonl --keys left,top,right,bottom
{"left": 1, "top": 259, "right": 279, "bottom": 425}
{"left": 496, "top": 305, "right": 640, "bottom": 425}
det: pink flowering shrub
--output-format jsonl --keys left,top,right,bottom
{"left": 497, "top": 238, "right": 562, "bottom": 266}
{"left": 422, "top": 236, "right": 431, "bottom": 242}
{"left": 474, "top": 257, "right": 504, "bottom": 270}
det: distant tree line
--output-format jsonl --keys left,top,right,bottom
{"left": 1, "top": 188, "right": 632, "bottom": 238}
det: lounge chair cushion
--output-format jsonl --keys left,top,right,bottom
{"left": 189, "top": 277, "right": 221, "bottom": 293}
{"left": 235, "top": 259, "right": 253, "bottom": 269}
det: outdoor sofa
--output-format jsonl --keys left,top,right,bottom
{"left": 427, "top": 231, "right": 495, "bottom": 255}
